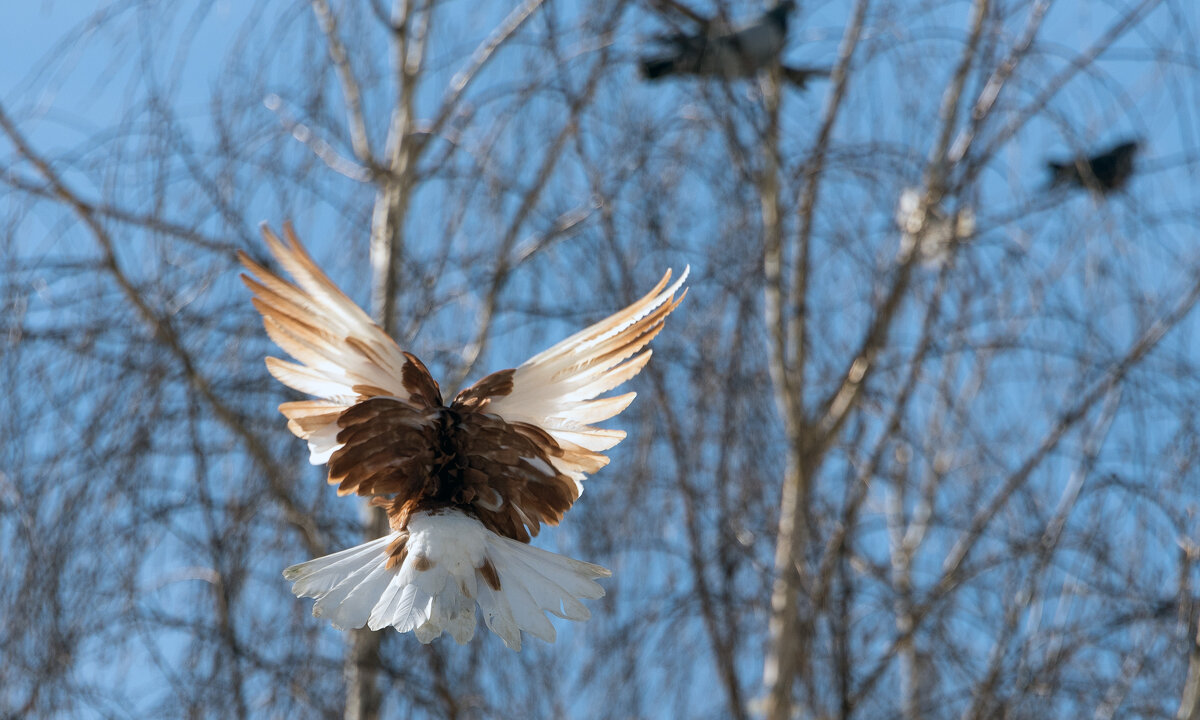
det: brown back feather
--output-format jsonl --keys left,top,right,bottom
{"left": 326, "top": 358, "right": 581, "bottom": 546}
{"left": 452, "top": 368, "right": 515, "bottom": 411}
{"left": 400, "top": 352, "right": 443, "bottom": 407}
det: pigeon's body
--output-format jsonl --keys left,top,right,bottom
{"left": 640, "top": 2, "right": 794, "bottom": 80}
{"left": 240, "top": 224, "right": 686, "bottom": 650}
{"left": 1047, "top": 139, "right": 1140, "bottom": 194}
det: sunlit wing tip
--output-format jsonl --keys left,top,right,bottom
{"left": 667, "top": 288, "right": 687, "bottom": 313}
{"left": 282, "top": 221, "right": 325, "bottom": 274}
{"left": 652, "top": 267, "right": 673, "bottom": 291}
{"left": 257, "top": 228, "right": 315, "bottom": 294}
{"left": 234, "top": 248, "right": 254, "bottom": 270}
{"left": 663, "top": 265, "right": 689, "bottom": 299}
{"left": 259, "top": 223, "right": 308, "bottom": 277}
{"left": 640, "top": 267, "right": 678, "bottom": 305}
{"left": 258, "top": 222, "right": 286, "bottom": 257}
{"left": 237, "top": 271, "right": 259, "bottom": 293}
{"left": 628, "top": 266, "right": 687, "bottom": 325}
{"left": 282, "top": 219, "right": 300, "bottom": 244}
{"left": 259, "top": 223, "right": 315, "bottom": 285}
{"left": 239, "top": 260, "right": 297, "bottom": 308}
{"left": 236, "top": 248, "right": 275, "bottom": 285}
{"left": 261, "top": 222, "right": 376, "bottom": 328}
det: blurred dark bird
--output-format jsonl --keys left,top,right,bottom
{"left": 781, "top": 64, "right": 830, "bottom": 89}
{"left": 1047, "top": 139, "right": 1141, "bottom": 194}
{"left": 640, "top": 1, "right": 823, "bottom": 85}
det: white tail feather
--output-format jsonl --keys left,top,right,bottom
{"left": 283, "top": 510, "right": 609, "bottom": 650}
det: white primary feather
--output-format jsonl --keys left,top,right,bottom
{"left": 486, "top": 267, "right": 688, "bottom": 487}
{"left": 283, "top": 510, "right": 609, "bottom": 650}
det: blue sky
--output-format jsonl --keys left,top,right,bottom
{"left": 4, "top": 1, "right": 1200, "bottom": 717}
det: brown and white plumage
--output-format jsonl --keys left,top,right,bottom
{"left": 240, "top": 223, "right": 686, "bottom": 649}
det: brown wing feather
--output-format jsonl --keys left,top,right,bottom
{"left": 328, "top": 397, "right": 438, "bottom": 498}
{"left": 452, "top": 368, "right": 515, "bottom": 411}
{"left": 450, "top": 366, "right": 578, "bottom": 541}
{"left": 457, "top": 413, "right": 579, "bottom": 542}
{"left": 326, "top": 401, "right": 581, "bottom": 543}
{"left": 240, "top": 224, "right": 415, "bottom": 465}
{"left": 400, "top": 352, "right": 443, "bottom": 408}
{"left": 484, "top": 267, "right": 688, "bottom": 491}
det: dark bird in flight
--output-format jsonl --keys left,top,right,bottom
{"left": 239, "top": 224, "right": 686, "bottom": 650}
{"left": 639, "top": 1, "right": 826, "bottom": 86}
{"left": 1047, "top": 139, "right": 1141, "bottom": 194}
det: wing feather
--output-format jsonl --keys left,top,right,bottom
{"left": 485, "top": 268, "right": 687, "bottom": 489}
{"left": 240, "top": 223, "right": 413, "bottom": 465}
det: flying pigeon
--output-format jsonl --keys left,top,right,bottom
{"left": 239, "top": 224, "right": 686, "bottom": 650}
{"left": 639, "top": 1, "right": 822, "bottom": 85}
{"left": 1047, "top": 139, "right": 1141, "bottom": 194}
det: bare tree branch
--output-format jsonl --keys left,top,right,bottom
{"left": 311, "top": 0, "right": 376, "bottom": 165}
{"left": 0, "top": 101, "right": 328, "bottom": 558}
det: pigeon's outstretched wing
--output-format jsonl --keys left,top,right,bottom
{"left": 238, "top": 223, "right": 413, "bottom": 465}
{"left": 484, "top": 268, "right": 689, "bottom": 492}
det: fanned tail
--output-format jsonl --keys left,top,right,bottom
{"left": 283, "top": 510, "right": 609, "bottom": 650}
